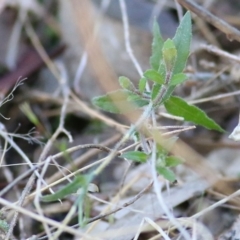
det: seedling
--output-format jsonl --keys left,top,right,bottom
{"left": 92, "top": 12, "right": 224, "bottom": 182}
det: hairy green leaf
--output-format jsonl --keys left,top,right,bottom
{"left": 162, "top": 39, "right": 177, "bottom": 73}
{"left": 150, "top": 20, "right": 164, "bottom": 71}
{"left": 161, "top": 85, "right": 176, "bottom": 103}
{"left": 170, "top": 73, "right": 188, "bottom": 86}
{"left": 151, "top": 83, "right": 161, "bottom": 100}
{"left": 173, "top": 11, "right": 192, "bottom": 74}
{"left": 127, "top": 92, "right": 149, "bottom": 107}
{"left": 93, "top": 90, "right": 149, "bottom": 114}
{"left": 165, "top": 156, "right": 183, "bottom": 167}
{"left": 164, "top": 96, "right": 224, "bottom": 132}
{"left": 41, "top": 176, "right": 87, "bottom": 202}
{"left": 121, "top": 151, "right": 148, "bottom": 163}
{"left": 152, "top": 85, "right": 176, "bottom": 105}
{"left": 144, "top": 69, "right": 164, "bottom": 84}
{"left": 0, "top": 219, "right": 9, "bottom": 232}
{"left": 92, "top": 90, "right": 129, "bottom": 113}
{"left": 138, "top": 77, "right": 147, "bottom": 93}
{"left": 119, "top": 76, "right": 135, "bottom": 91}
{"left": 156, "top": 167, "right": 176, "bottom": 182}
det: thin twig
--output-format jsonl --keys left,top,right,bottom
{"left": 45, "top": 134, "right": 121, "bottom": 185}
{"left": 0, "top": 142, "right": 116, "bottom": 198}
{"left": 37, "top": 177, "right": 149, "bottom": 240}
{"left": 174, "top": 0, "right": 183, "bottom": 21}
{"left": 12, "top": 135, "right": 121, "bottom": 211}
{"left": 177, "top": 0, "right": 240, "bottom": 42}
{"left": 86, "top": 173, "right": 144, "bottom": 234}
{"left": 24, "top": 19, "right": 60, "bottom": 80}
{"left": 6, "top": 173, "right": 35, "bottom": 240}
{"left": 0, "top": 197, "right": 94, "bottom": 239}
{"left": 150, "top": 143, "right": 191, "bottom": 240}
{"left": 201, "top": 44, "right": 240, "bottom": 63}
{"left": 193, "top": 17, "right": 220, "bottom": 47}
{"left": 87, "top": 181, "right": 153, "bottom": 224}
{"left": 70, "top": 91, "right": 127, "bottom": 133}
{"left": 30, "top": 59, "right": 72, "bottom": 237}
{"left": 192, "top": 188, "right": 240, "bottom": 219}
{"left": 0, "top": 165, "right": 39, "bottom": 197}
{"left": 0, "top": 124, "right": 44, "bottom": 182}
{"left": 189, "top": 89, "right": 240, "bottom": 105}
{"left": 119, "top": 0, "right": 143, "bottom": 77}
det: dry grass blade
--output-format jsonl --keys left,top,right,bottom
{"left": 96, "top": 178, "right": 210, "bottom": 240}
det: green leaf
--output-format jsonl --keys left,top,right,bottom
{"left": 150, "top": 20, "right": 164, "bottom": 71}
{"left": 158, "top": 63, "right": 166, "bottom": 79}
{"left": 41, "top": 176, "right": 87, "bottom": 202}
{"left": 127, "top": 93, "right": 149, "bottom": 107}
{"left": 0, "top": 219, "right": 9, "bottom": 232}
{"left": 144, "top": 69, "right": 164, "bottom": 84}
{"left": 164, "top": 96, "right": 224, "bottom": 132}
{"left": 152, "top": 85, "right": 176, "bottom": 105}
{"left": 92, "top": 90, "right": 132, "bottom": 114}
{"left": 173, "top": 11, "right": 192, "bottom": 74}
{"left": 160, "top": 85, "right": 176, "bottom": 103}
{"left": 93, "top": 90, "right": 149, "bottom": 114}
{"left": 151, "top": 84, "right": 161, "bottom": 100}
{"left": 162, "top": 39, "right": 177, "bottom": 73}
{"left": 156, "top": 144, "right": 168, "bottom": 157}
{"left": 156, "top": 167, "right": 176, "bottom": 182}
{"left": 159, "top": 136, "right": 178, "bottom": 152}
{"left": 121, "top": 151, "right": 148, "bottom": 163}
{"left": 165, "top": 156, "right": 183, "bottom": 167}
{"left": 139, "top": 77, "right": 147, "bottom": 93}
{"left": 170, "top": 73, "right": 188, "bottom": 86}
{"left": 119, "top": 76, "right": 135, "bottom": 91}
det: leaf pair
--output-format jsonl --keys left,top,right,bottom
{"left": 121, "top": 148, "right": 183, "bottom": 182}
{"left": 92, "top": 12, "right": 193, "bottom": 115}
{"left": 164, "top": 96, "right": 224, "bottom": 132}
{"left": 149, "top": 12, "right": 191, "bottom": 82}
{"left": 40, "top": 175, "right": 96, "bottom": 202}
{"left": 92, "top": 89, "right": 149, "bottom": 114}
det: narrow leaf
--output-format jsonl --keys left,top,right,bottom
{"left": 119, "top": 76, "right": 135, "bottom": 91}
{"left": 150, "top": 20, "right": 164, "bottom": 71}
{"left": 156, "top": 167, "right": 176, "bottom": 182}
{"left": 144, "top": 69, "right": 164, "bottom": 84}
{"left": 127, "top": 93, "right": 149, "bottom": 107}
{"left": 170, "top": 73, "right": 188, "bottom": 86}
{"left": 164, "top": 96, "right": 224, "bottom": 132}
{"left": 157, "top": 85, "right": 176, "bottom": 104}
{"left": 165, "top": 156, "right": 183, "bottom": 167}
{"left": 92, "top": 90, "right": 132, "bottom": 114}
{"left": 121, "top": 151, "right": 148, "bottom": 163}
{"left": 151, "top": 84, "right": 161, "bottom": 100}
{"left": 158, "top": 62, "right": 166, "bottom": 79}
{"left": 173, "top": 11, "right": 192, "bottom": 74}
{"left": 41, "top": 176, "right": 87, "bottom": 202}
{"left": 139, "top": 77, "right": 147, "bottom": 93}
{"left": 156, "top": 136, "right": 178, "bottom": 152}
{"left": 162, "top": 39, "right": 177, "bottom": 73}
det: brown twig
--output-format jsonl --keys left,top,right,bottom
{"left": 0, "top": 143, "right": 120, "bottom": 198}
{"left": 35, "top": 181, "right": 153, "bottom": 239}
{"left": 0, "top": 197, "right": 91, "bottom": 239}
{"left": 0, "top": 166, "right": 39, "bottom": 198}
{"left": 87, "top": 181, "right": 153, "bottom": 224}
{"left": 6, "top": 174, "right": 35, "bottom": 240}
{"left": 200, "top": 44, "right": 240, "bottom": 64}
{"left": 177, "top": 0, "right": 240, "bottom": 42}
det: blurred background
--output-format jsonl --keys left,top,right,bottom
{"left": 0, "top": 0, "right": 240, "bottom": 239}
